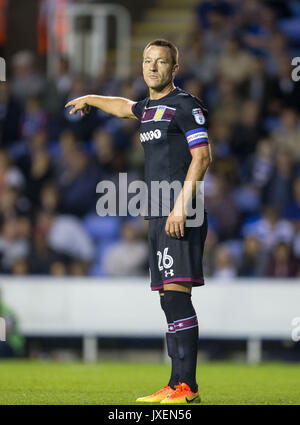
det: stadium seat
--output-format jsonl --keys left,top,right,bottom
{"left": 279, "top": 18, "right": 300, "bottom": 41}
{"left": 83, "top": 214, "right": 121, "bottom": 241}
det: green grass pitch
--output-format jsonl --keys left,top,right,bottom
{"left": 0, "top": 360, "right": 299, "bottom": 405}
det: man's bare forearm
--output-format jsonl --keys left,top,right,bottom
{"left": 87, "top": 95, "right": 135, "bottom": 118}
{"left": 173, "top": 153, "right": 211, "bottom": 217}
{"left": 65, "top": 95, "right": 136, "bottom": 119}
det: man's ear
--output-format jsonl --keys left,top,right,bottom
{"left": 173, "top": 63, "right": 179, "bottom": 76}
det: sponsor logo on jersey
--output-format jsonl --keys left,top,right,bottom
{"left": 192, "top": 108, "right": 205, "bottom": 125}
{"left": 140, "top": 129, "right": 162, "bottom": 142}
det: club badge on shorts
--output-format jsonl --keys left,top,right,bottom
{"left": 192, "top": 108, "right": 205, "bottom": 125}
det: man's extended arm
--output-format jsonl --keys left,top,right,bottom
{"left": 165, "top": 145, "right": 212, "bottom": 239}
{"left": 65, "top": 95, "right": 137, "bottom": 119}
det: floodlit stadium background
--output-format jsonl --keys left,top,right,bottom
{"left": 0, "top": 0, "right": 300, "bottom": 365}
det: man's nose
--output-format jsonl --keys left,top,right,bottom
{"left": 150, "top": 62, "right": 157, "bottom": 71}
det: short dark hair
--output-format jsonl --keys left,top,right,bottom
{"left": 144, "top": 39, "right": 179, "bottom": 66}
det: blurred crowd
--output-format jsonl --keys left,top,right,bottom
{"left": 0, "top": 0, "right": 300, "bottom": 279}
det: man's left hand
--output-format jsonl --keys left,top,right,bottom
{"left": 165, "top": 209, "right": 186, "bottom": 239}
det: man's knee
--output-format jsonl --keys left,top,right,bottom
{"left": 163, "top": 282, "right": 192, "bottom": 294}
{"left": 163, "top": 286, "right": 195, "bottom": 320}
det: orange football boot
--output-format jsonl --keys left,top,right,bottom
{"left": 136, "top": 385, "right": 175, "bottom": 402}
{"left": 160, "top": 382, "right": 200, "bottom": 404}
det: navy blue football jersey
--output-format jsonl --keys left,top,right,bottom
{"left": 132, "top": 87, "right": 209, "bottom": 218}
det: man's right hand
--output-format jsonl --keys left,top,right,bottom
{"left": 65, "top": 96, "right": 91, "bottom": 117}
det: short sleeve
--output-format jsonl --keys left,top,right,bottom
{"left": 131, "top": 98, "right": 148, "bottom": 121}
{"left": 175, "top": 97, "right": 209, "bottom": 150}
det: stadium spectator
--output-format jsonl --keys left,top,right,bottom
{"left": 212, "top": 245, "right": 237, "bottom": 279}
{"left": 237, "top": 235, "right": 267, "bottom": 277}
{"left": 29, "top": 229, "right": 60, "bottom": 275}
{"left": 292, "top": 229, "right": 300, "bottom": 263}
{"left": 93, "top": 129, "right": 122, "bottom": 178}
{"left": 49, "top": 261, "right": 68, "bottom": 276}
{"left": 126, "top": 130, "right": 145, "bottom": 177}
{"left": 183, "top": 78, "right": 204, "bottom": 99}
{"left": 20, "top": 96, "right": 48, "bottom": 141}
{"left": 39, "top": 183, "right": 61, "bottom": 214}
{"left": 267, "top": 241, "right": 297, "bottom": 278}
{"left": 230, "top": 100, "right": 260, "bottom": 160}
{"left": 246, "top": 55, "right": 274, "bottom": 107}
{"left": 183, "top": 37, "right": 219, "bottom": 84}
{"left": 43, "top": 56, "right": 73, "bottom": 114}
{"left": 284, "top": 176, "right": 300, "bottom": 222}
{"left": 62, "top": 76, "right": 99, "bottom": 140}
{"left": 11, "top": 258, "right": 30, "bottom": 275}
{"left": 271, "top": 57, "right": 300, "bottom": 110}
{"left": 271, "top": 108, "right": 300, "bottom": 161}
{"left": 0, "top": 217, "right": 29, "bottom": 273}
{"left": 56, "top": 148, "right": 101, "bottom": 216}
{"left": 241, "top": 5, "right": 278, "bottom": 56}
{"left": 265, "top": 32, "right": 289, "bottom": 76}
{"left": 102, "top": 219, "right": 148, "bottom": 276}
{"left": 263, "top": 149, "right": 294, "bottom": 213}
{"left": 0, "top": 82, "right": 22, "bottom": 146}
{"left": 242, "top": 139, "right": 274, "bottom": 188}
{"left": 0, "top": 186, "right": 22, "bottom": 219}
{"left": 35, "top": 210, "right": 94, "bottom": 265}
{"left": 208, "top": 117, "right": 232, "bottom": 160}
{"left": 0, "top": 149, "right": 25, "bottom": 197}
{"left": 202, "top": 10, "right": 232, "bottom": 55}
{"left": 195, "top": 0, "right": 235, "bottom": 30}
{"left": 218, "top": 36, "right": 254, "bottom": 84}
{"left": 0, "top": 289, "right": 25, "bottom": 358}
{"left": 203, "top": 226, "right": 219, "bottom": 277}
{"left": 212, "top": 77, "right": 243, "bottom": 127}
{"left": 111, "top": 114, "right": 140, "bottom": 152}
{"left": 10, "top": 51, "right": 45, "bottom": 105}
{"left": 69, "top": 260, "right": 88, "bottom": 276}
{"left": 243, "top": 206, "right": 294, "bottom": 250}
{"left": 26, "top": 148, "right": 54, "bottom": 207}
{"left": 55, "top": 129, "right": 79, "bottom": 173}
{"left": 205, "top": 177, "right": 240, "bottom": 240}
{"left": 233, "top": 183, "right": 261, "bottom": 217}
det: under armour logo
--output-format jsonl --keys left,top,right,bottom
{"left": 165, "top": 269, "right": 174, "bottom": 277}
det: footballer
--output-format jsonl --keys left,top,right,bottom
{"left": 65, "top": 39, "right": 212, "bottom": 404}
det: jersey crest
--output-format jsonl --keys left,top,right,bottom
{"left": 141, "top": 105, "right": 176, "bottom": 123}
{"left": 153, "top": 106, "right": 166, "bottom": 121}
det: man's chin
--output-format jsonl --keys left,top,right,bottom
{"left": 145, "top": 77, "right": 161, "bottom": 87}
{"left": 147, "top": 81, "right": 165, "bottom": 91}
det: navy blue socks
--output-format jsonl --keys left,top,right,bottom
{"left": 160, "top": 294, "right": 180, "bottom": 388}
{"left": 162, "top": 290, "right": 199, "bottom": 393}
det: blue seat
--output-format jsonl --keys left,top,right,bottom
{"left": 279, "top": 18, "right": 300, "bottom": 41}
{"left": 83, "top": 214, "right": 121, "bottom": 241}
{"left": 89, "top": 239, "right": 117, "bottom": 276}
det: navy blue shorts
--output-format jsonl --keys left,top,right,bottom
{"left": 148, "top": 211, "right": 208, "bottom": 291}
